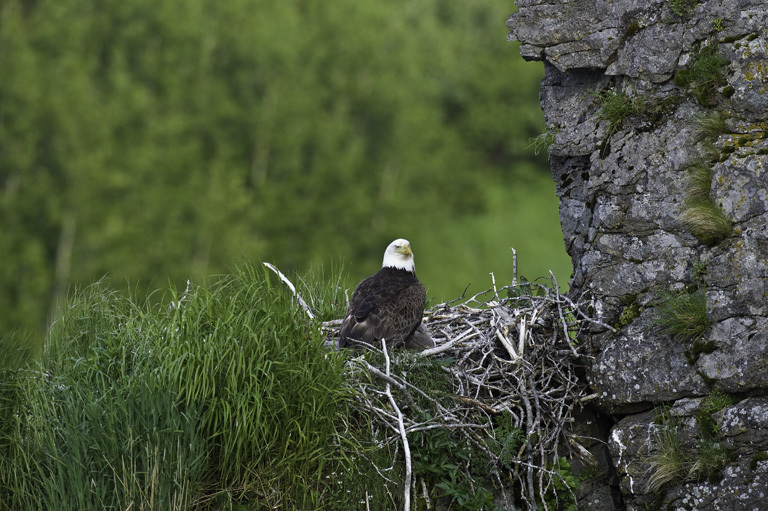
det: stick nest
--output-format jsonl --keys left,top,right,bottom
{"left": 323, "top": 276, "right": 607, "bottom": 510}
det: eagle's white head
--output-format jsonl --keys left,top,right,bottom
{"left": 382, "top": 238, "right": 416, "bottom": 272}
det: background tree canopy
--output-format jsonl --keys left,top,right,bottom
{"left": 0, "top": 0, "right": 570, "bottom": 335}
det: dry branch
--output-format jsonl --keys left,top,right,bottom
{"left": 263, "top": 262, "right": 315, "bottom": 319}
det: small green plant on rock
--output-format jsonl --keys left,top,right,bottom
{"left": 593, "top": 88, "right": 646, "bottom": 137}
{"left": 616, "top": 294, "right": 641, "bottom": 329}
{"left": 693, "top": 111, "right": 727, "bottom": 141}
{"left": 667, "top": 0, "right": 700, "bottom": 17}
{"left": 681, "top": 191, "right": 732, "bottom": 245}
{"left": 674, "top": 45, "right": 730, "bottom": 106}
{"left": 528, "top": 126, "right": 559, "bottom": 156}
{"left": 647, "top": 412, "right": 688, "bottom": 493}
{"left": 647, "top": 397, "right": 733, "bottom": 494}
{"left": 657, "top": 285, "right": 709, "bottom": 342}
{"left": 680, "top": 162, "right": 732, "bottom": 245}
{"left": 690, "top": 390, "right": 734, "bottom": 481}
{"left": 690, "top": 438, "right": 730, "bottom": 481}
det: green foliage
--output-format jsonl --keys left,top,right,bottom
{"left": 0, "top": 332, "right": 41, "bottom": 508}
{"left": 689, "top": 438, "right": 730, "bottom": 481}
{"left": 593, "top": 88, "right": 646, "bottom": 137}
{"left": 489, "top": 412, "right": 526, "bottom": 468}
{"left": 691, "top": 258, "right": 709, "bottom": 282}
{"left": 695, "top": 390, "right": 736, "bottom": 437}
{"left": 413, "top": 426, "right": 498, "bottom": 511}
{"left": 417, "top": 166, "right": 571, "bottom": 304}
{"left": 647, "top": 395, "right": 734, "bottom": 494}
{"left": 1, "top": 266, "right": 589, "bottom": 510}
{"left": 0, "top": 264, "right": 357, "bottom": 510}
{"left": 693, "top": 111, "right": 727, "bottom": 141}
{"left": 295, "top": 262, "right": 349, "bottom": 322}
{"left": 674, "top": 45, "right": 730, "bottom": 106}
{"left": 616, "top": 294, "right": 641, "bottom": 329}
{"left": 667, "top": 0, "right": 700, "bottom": 17}
{"left": 690, "top": 390, "right": 734, "bottom": 481}
{"left": 528, "top": 127, "right": 559, "bottom": 155}
{"left": 354, "top": 353, "right": 507, "bottom": 510}
{"left": 656, "top": 286, "right": 710, "bottom": 342}
{"left": 685, "top": 162, "right": 716, "bottom": 203}
{"left": 681, "top": 162, "right": 732, "bottom": 245}
{"left": 646, "top": 412, "right": 689, "bottom": 493}
{"left": 543, "top": 457, "right": 580, "bottom": 511}
{"left": 0, "top": 0, "right": 564, "bottom": 335}
{"left": 625, "top": 20, "right": 642, "bottom": 38}
{"left": 681, "top": 194, "right": 732, "bottom": 245}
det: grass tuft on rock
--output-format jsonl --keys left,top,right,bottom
{"left": 693, "top": 111, "right": 727, "bottom": 141}
{"left": 657, "top": 287, "right": 709, "bottom": 342}
{"left": 646, "top": 413, "right": 689, "bottom": 493}
{"left": 674, "top": 45, "right": 730, "bottom": 106}
{"left": 680, "top": 162, "right": 732, "bottom": 245}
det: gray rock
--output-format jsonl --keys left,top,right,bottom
{"left": 608, "top": 398, "right": 768, "bottom": 510}
{"left": 509, "top": 0, "right": 768, "bottom": 507}
{"left": 590, "top": 319, "right": 708, "bottom": 412}
{"left": 697, "top": 317, "right": 768, "bottom": 391}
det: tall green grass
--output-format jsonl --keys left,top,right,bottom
{"left": 1, "top": 264, "right": 355, "bottom": 510}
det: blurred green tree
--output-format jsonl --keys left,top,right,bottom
{"left": 0, "top": 0, "right": 565, "bottom": 334}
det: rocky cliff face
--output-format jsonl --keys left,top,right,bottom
{"left": 508, "top": 1, "right": 768, "bottom": 509}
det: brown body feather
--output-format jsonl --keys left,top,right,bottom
{"left": 339, "top": 267, "right": 426, "bottom": 350}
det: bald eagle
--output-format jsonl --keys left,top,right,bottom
{"left": 339, "top": 239, "right": 434, "bottom": 351}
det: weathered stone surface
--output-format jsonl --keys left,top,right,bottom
{"left": 509, "top": 0, "right": 768, "bottom": 508}
{"left": 698, "top": 317, "right": 768, "bottom": 391}
{"left": 609, "top": 398, "right": 768, "bottom": 510}
{"left": 590, "top": 320, "right": 708, "bottom": 412}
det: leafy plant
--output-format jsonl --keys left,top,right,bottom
{"left": 404, "top": 370, "right": 509, "bottom": 511}
{"left": 489, "top": 412, "right": 526, "bottom": 467}
{"left": 436, "top": 480, "right": 497, "bottom": 511}
{"left": 542, "top": 457, "right": 580, "bottom": 511}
